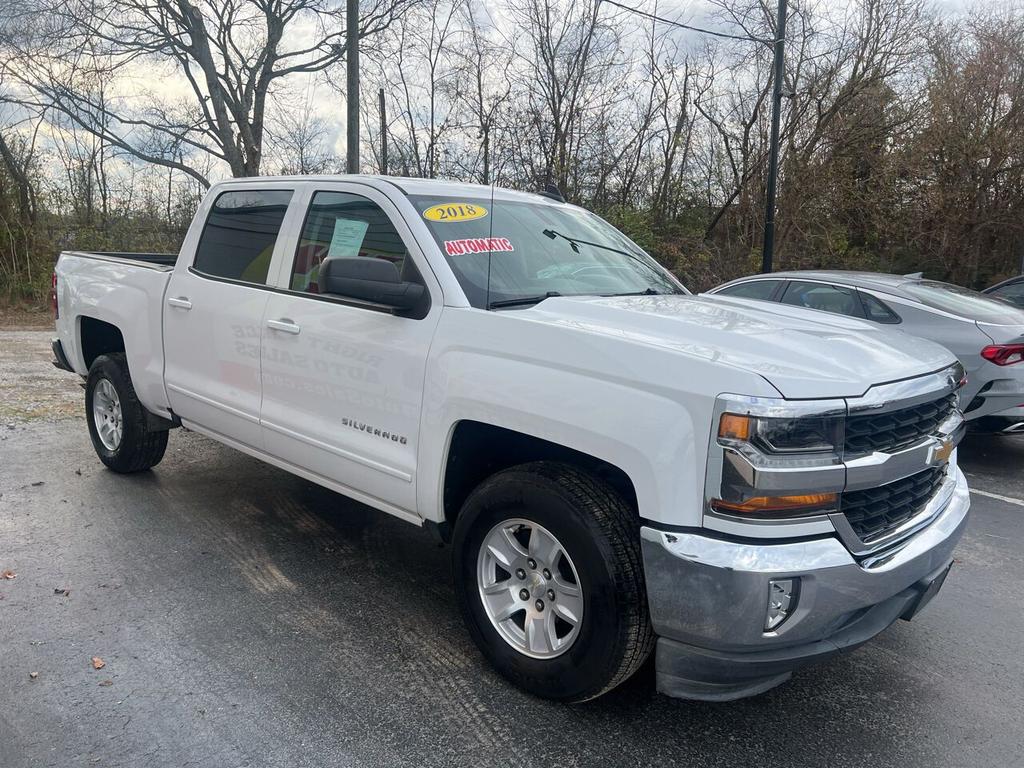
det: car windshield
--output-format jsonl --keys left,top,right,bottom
{"left": 901, "top": 280, "right": 1024, "bottom": 324}
{"left": 409, "top": 194, "right": 685, "bottom": 309}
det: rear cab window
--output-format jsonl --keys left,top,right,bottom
{"left": 192, "top": 189, "right": 293, "bottom": 284}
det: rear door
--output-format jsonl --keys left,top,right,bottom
{"left": 259, "top": 182, "right": 442, "bottom": 519}
{"left": 163, "top": 185, "right": 298, "bottom": 448}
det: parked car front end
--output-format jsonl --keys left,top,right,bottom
{"left": 641, "top": 361, "right": 969, "bottom": 700}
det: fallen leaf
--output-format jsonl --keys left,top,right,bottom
{"left": 91, "top": 657, "right": 105, "bottom": 670}
{"left": 1, "top": 570, "right": 15, "bottom": 580}
{"left": 98, "top": 679, "right": 113, "bottom": 687}
{"left": 29, "top": 672, "right": 38, "bottom": 680}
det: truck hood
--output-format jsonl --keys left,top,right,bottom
{"left": 525, "top": 294, "right": 956, "bottom": 399}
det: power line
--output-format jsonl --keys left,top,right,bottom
{"left": 599, "top": 0, "right": 770, "bottom": 45}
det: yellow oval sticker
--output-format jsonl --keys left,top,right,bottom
{"left": 422, "top": 202, "right": 488, "bottom": 223}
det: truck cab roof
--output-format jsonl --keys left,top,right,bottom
{"left": 212, "top": 174, "right": 567, "bottom": 206}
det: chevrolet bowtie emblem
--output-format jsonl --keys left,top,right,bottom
{"left": 931, "top": 435, "right": 955, "bottom": 464}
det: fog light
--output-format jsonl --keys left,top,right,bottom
{"left": 766, "top": 578, "right": 798, "bottom": 631}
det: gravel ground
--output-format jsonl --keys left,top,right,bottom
{"left": 2, "top": 330, "right": 1023, "bottom": 768}
{"left": 0, "top": 331, "right": 82, "bottom": 422}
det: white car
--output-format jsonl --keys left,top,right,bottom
{"left": 52, "top": 176, "right": 969, "bottom": 702}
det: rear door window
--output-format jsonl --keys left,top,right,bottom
{"left": 715, "top": 280, "right": 783, "bottom": 301}
{"left": 193, "top": 190, "right": 293, "bottom": 284}
{"left": 780, "top": 281, "right": 863, "bottom": 318}
{"left": 858, "top": 291, "right": 901, "bottom": 323}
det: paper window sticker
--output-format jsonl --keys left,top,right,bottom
{"left": 328, "top": 217, "right": 370, "bottom": 258}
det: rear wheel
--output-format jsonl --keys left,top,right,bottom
{"left": 452, "top": 461, "right": 654, "bottom": 701}
{"left": 85, "top": 353, "right": 168, "bottom": 473}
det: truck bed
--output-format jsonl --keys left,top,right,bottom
{"left": 55, "top": 249, "right": 178, "bottom": 417}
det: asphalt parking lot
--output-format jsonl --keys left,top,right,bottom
{"left": 2, "top": 330, "right": 1023, "bottom": 768}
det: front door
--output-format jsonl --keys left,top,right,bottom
{"left": 163, "top": 187, "right": 295, "bottom": 448}
{"left": 259, "top": 185, "right": 441, "bottom": 518}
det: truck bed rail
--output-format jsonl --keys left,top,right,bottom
{"left": 58, "top": 251, "right": 177, "bottom": 270}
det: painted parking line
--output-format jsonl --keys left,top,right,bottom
{"left": 970, "top": 488, "right": 1024, "bottom": 508}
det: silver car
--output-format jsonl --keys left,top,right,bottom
{"left": 707, "top": 270, "right": 1024, "bottom": 432}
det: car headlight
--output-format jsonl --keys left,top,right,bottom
{"left": 710, "top": 397, "right": 845, "bottom": 519}
{"left": 719, "top": 413, "right": 840, "bottom": 454}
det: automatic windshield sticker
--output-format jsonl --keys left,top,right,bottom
{"left": 423, "top": 202, "right": 488, "bottom": 223}
{"left": 444, "top": 237, "right": 514, "bottom": 256}
{"left": 328, "top": 217, "right": 370, "bottom": 258}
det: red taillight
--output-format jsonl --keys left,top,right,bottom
{"left": 50, "top": 272, "right": 59, "bottom": 320}
{"left": 981, "top": 344, "right": 1024, "bottom": 366}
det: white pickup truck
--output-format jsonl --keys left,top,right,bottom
{"left": 52, "top": 176, "right": 970, "bottom": 702}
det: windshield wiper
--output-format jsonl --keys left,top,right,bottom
{"left": 603, "top": 288, "right": 664, "bottom": 297}
{"left": 488, "top": 291, "right": 563, "bottom": 309}
{"left": 541, "top": 229, "right": 679, "bottom": 292}
{"left": 543, "top": 228, "right": 617, "bottom": 255}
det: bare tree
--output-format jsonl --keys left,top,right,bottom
{"left": 3, "top": 0, "right": 414, "bottom": 186}
{"left": 457, "top": 0, "right": 511, "bottom": 184}
{"left": 506, "top": 0, "right": 622, "bottom": 197}
{"left": 267, "top": 91, "right": 336, "bottom": 174}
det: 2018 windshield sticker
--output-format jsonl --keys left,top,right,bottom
{"left": 423, "top": 202, "right": 488, "bottom": 223}
{"left": 443, "top": 237, "right": 514, "bottom": 256}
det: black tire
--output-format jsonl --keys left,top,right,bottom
{"left": 85, "top": 353, "right": 168, "bottom": 473}
{"left": 452, "top": 461, "right": 655, "bottom": 702}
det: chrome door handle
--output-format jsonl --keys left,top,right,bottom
{"left": 267, "top": 318, "right": 301, "bottom": 335}
{"left": 167, "top": 296, "right": 192, "bottom": 310}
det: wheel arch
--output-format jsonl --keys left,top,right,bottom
{"left": 78, "top": 316, "right": 126, "bottom": 370}
{"left": 439, "top": 420, "right": 639, "bottom": 541}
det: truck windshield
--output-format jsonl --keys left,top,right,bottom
{"left": 409, "top": 194, "right": 685, "bottom": 309}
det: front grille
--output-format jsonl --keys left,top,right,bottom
{"left": 840, "top": 466, "right": 947, "bottom": 543}
{"left": 844, "top": 393, "right": 957, "bottom": 455}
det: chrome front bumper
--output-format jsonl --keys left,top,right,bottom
{"left": 641, "top": 466, "right": 970, "bottom": 701}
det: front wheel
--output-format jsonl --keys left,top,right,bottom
{"left": 452, "top": 462, "right": 654, "bottom": 702}
{"left": 85, "top": 353, "right": 168, "bottom": 473}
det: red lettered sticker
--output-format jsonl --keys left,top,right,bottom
{"left": 443, "top": 237, "right": 514, "bottom": 256}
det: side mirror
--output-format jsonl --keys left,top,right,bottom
{"left": 318, "top": 257, "right": 425, "bottom": 311}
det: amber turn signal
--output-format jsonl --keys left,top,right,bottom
{"left": 711, "top": 492, "right": 837, "bottom": 516}
{"left": 718, "top": 413, "right": 752, "bottom": 441}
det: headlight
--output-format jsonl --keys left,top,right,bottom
{"left": 719, "top": 412, "right": 840, "bottom": 454}
{"left": 709, "top": 397, "right": 845, "bottom": 520}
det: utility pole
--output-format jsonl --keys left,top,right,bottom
{"left": 346, "top": 0, "right": 360, "bottom": 174}
{"left": 379, "top": 88, "right": 388, "bottom": 175}
{"left": 761, "top": 0, "right": 787, "bottom": 274}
